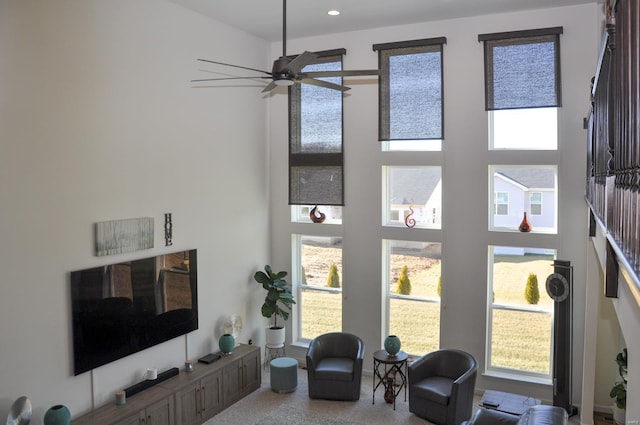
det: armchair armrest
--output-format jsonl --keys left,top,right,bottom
{"left": 306, "top": 342, "right": 324, "bottom": 376}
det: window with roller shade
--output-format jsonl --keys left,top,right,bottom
{"left": 479, "top": 27, "right": 562, "bottom": 150}
{"left": 289, "top": 50, "right": 344, "bottom": 206}
{"left": 373, "top": 37, "right": 446, "bottom": 151}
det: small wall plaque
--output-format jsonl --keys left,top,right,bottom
{"left": 95, "top": 217, "right": 154, "bottom": 256}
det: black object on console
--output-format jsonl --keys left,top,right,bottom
{"left": 198, "top": 353, "right": 222, "bottom": 364}
{"left": 124, "top": 367, "right": 179, "bottom": 398}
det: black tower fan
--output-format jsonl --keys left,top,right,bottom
{"left": 545, "top": 260, "right": 578, "bottom": 416}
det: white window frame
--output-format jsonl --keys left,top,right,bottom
{"left": 382, "top": 166, "right": 442, "bottom": 229}
{"left": 292, "top": 234, "right": 343, "bottom": 344}
{"left": 382, "top": 239, "right": 441, "bottom": 355}
{"left": 485, "top": 246, "right": 555, "bottom": 382}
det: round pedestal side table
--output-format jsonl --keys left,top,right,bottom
{"left": 373, "top": 349, "right": 408, "bottom": 411}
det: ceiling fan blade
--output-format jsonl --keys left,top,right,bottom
{"left": 191, "top": 76, "right": 271, "bottom": 83}
{"left": 197, "top": 59, "right": 271, "bottom": 76}
{"left": 303, "top": 69, "right": 381, "bottom": 78}
{"left": 299, "top": 78, "right": 350, "bottom": 92}
{"left": 284, "top": 51, "right": 318, "bottom": 75}
{"left": 261, "top": 81, "right": 278, "bottom": 93}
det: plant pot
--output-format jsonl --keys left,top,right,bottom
{"left": 266, "top": 326, "right": 285, "bottom": 348}
{"left": 218, "top": 333, "right": 235, "bottom": 354}
{"left": 613, "top": 405, "right": 626, "bottom": 425}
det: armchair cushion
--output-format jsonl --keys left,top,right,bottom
{"left": 412, "top": 376, "right": 454, "bottom": 405}
{"left": 315, "top": 357, "right": 355, "bottom": 381}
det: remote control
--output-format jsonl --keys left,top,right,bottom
{"left": 198, "top": 353, "right": 221, "bottom": 364}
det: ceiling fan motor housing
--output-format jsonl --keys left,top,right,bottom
{"left": 272, "top": 57, "right": 295, "bottom": 85}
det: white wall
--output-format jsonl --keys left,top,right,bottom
{"left": 268, "top": 1, "right": 600, "bottom": 414}
{"left": 584, "top": 223, "right": 640, "bottom": 424}
{"left": 0, "top": 0, "right": 269, "bottom": 421}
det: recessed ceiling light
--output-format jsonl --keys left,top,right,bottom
{"left": 328, "top": 10, "right": 340, "bottom": 16}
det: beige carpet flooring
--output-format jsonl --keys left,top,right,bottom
{"left": 204, "top": 365, "right": 481, "bottom": 425}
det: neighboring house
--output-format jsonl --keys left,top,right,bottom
{"left": 493, "top": 168, "right": 556, "bottom": 230}
{"left": 493, "top": 168, "right": 556, "bottom": 256}
{"left": 389, "top": 167, "right": 442, "bottom": 227}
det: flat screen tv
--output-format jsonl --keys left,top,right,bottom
{"left": 70, "top": 249, "right": 198, "bottom": 375}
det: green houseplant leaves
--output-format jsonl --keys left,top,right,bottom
{"left": 254, "top": 265, "right": 295, "bottom": 329}
{"left": 609, "top": 348, "right": 627, "bottom": 409}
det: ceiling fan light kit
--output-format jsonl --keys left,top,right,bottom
{"left": 274, "top": 78, "right": 295, "bottom": 86}
{"left": 192, "top": 0, "right": 380, "bottom": 93}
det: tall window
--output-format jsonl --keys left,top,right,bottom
{"left": 293, "top": 235, "right": 343, "bottom": 341}
{"left": 374, "top": 37, "right": 446, "bottom": 151}
{"left": 376, "top": 37, "right": 446, "bottom": 354}
{"left": 383, "top": 240, "right": 441, "bottom": 354}
{"left": 480, "top": 27, "right": 562, "bottom": 379}
{"left": 289, "top": 50, "right": 345, "bottom": 344}
{"left": 289, "top": 50, "right": 344, "bottom": 206}
{"left": 488, "top": 246, "right": 554, "bottom": 377}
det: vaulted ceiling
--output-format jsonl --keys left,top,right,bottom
{"left": 170, "top": 0, "right": 600, "bottom": 42}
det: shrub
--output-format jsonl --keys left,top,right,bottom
{"left": 524, "top": 272, "right": 540, "bottom": 304}
{"left": 437, "top": 275, "right": 442, "bottom": 297}
{"left": 397, "top": 265, "right": 412, "bottom": 295}
{"left": 327, "top": 264, "right": 340, "bottom": 288}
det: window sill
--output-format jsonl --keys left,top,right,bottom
{"left": 489, "top": 227, "right": 557, "bottom": 235}
{"left": 483, "top": 370, "right": 552, "bottom": 386}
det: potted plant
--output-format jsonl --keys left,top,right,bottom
{"left": 610, "top": 348, "right": 627, "bottom": 425}
{"left": 254, "top": 265, "right": 295, "bottom": 348}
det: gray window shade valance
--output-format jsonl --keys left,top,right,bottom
{"left": 479, "top": 27, "right": 563, "bottom": 111}
{"left": 374, "top": 37, "right": 446, "bottom": 142}
{"left": 289, "top": 51, "right": 344, "bottom": 206}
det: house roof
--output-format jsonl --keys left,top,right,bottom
{"left": 495, "top": 168, "right": 555, "bottom": 189}
{"left": 390, "top": 167, "right": 440, "bottom": 205}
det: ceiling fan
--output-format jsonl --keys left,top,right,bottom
{"left": 191, "top": 0, "right": 380, "bottom": 92}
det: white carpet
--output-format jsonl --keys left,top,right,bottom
{"left": 204, "top": 366, "right": 458, "bottom": 425}
{"left": 255, "top": 406, "right": 364, "bottom": 425}
{"left": 204, "top": 363, "right": 582, "bottom": 425}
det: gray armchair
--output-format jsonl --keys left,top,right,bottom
{"left": 306, "top": 332, "right": 365, "bottom": 401}
{"left": 408, "top": 348, "right": 478, "bottom": 425}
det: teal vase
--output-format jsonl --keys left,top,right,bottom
{"left": 44, "top": 405, "right": 70, "bottom": 425}
{"left": 384, "top": 335, "right": 401, "bottom": 356}
{"left": 219, "top": 333, "right": 235, "bottom": 354}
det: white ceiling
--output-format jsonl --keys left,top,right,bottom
{"left": 170, "top": 0, "right": 600, "bottom": 42}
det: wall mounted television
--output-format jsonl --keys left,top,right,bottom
{"left": 70, "top": 249, "right": 198, "bottom": 375}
